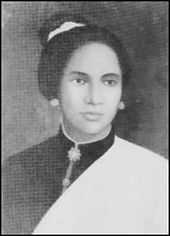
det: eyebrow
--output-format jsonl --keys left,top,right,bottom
{"left": 70, "top": 71, "right": 121, "bottom": 79}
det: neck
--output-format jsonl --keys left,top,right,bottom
{"left": 61, "top": 118, "right": 112, "bottom": 145}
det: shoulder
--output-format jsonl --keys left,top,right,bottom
{"left": 2, "top": 134, "right": 60, "bottom": 194}
{"left": 2, "top": 134, "right": 61, "bottom": 234}
{"left": 112, "top": 136, "right": 168, "bottom": 181}
{"left": 3, "top": 134, "right": 59, "bottom": 171}
{"left": 112, "top": 136, "right": 168, "bottom": 231}
{"left": 114, "top": 135, "right": 166, "bottom": 163}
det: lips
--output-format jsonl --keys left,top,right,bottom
{"left": 81, "top": 112, "right": 103, "bottom": 121}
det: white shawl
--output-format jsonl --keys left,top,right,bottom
{"left": 33, "top": 136, "right": 168, "bottom": 234}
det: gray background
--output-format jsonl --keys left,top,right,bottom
{"left": 2, "top": 1, "right": 168, "bottom": 160}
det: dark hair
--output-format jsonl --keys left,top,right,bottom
{"left": 38, "top": 14, "right": 131, "bottom": 100}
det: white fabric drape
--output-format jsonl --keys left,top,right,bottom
{"left": 33, "top": 136, "right": 168, "bottom": 234}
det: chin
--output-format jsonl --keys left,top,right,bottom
{"left": 79, "top": 123, "right": 107, "bottom": 135}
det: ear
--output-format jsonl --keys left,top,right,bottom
{"left": 50, "top": 98, "right": 59, "bottom": 107}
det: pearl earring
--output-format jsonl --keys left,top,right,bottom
{"left": 50, "top": 98, "right": 59, "bottom": 107}
{"left": 119, "top": 101, "right": 125, "bottom": 110}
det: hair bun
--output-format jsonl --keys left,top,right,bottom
{"left": 39, "top": 13, "right": 89, "bottom": 47}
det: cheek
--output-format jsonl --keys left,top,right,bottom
{"left": 60, "top": 86, "right": 82, "bottom": 113}
{"left": 105, "top": 88, "right": 122, "bottom": 109}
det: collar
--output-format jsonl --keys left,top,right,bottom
{"left": 58, "top": 124, "right": 115, "bottom": 165}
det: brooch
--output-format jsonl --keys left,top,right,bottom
{"left": 67, "top": 146, "right": 81, "bottom": 162}
{"left": 62, "top": 145, "right": 81, "bottom": 193}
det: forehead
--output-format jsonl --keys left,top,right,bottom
{"left": 64, "top": 43, "right": 121, "bottom": 75}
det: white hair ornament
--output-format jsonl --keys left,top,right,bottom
{"left": 47, "top": 21, "right": 85, "bottom": 42}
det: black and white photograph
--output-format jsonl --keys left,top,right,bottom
{"left": 2, "top": 2, "right": 168, "bottom": 234}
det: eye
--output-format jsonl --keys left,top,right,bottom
{"left": 103, "top": 79, "right": 118, "bottom": 87}
{"left": 72, "top": 78, "right": 87, "bottom": 85}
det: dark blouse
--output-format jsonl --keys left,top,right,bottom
{"left": 2, "top": 126, "right": 115, "bottom": 234}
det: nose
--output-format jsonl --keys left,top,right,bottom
{"left": 84, "top": 83, "right": 102, "bottom": 105}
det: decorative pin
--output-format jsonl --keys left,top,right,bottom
{"left": 67, "top": 145, "right": 81, "bottom": 162}
{"left": 62, "top": 178, "right": 70, "bottom": 188}
{"left": 62, "top": 145, "right": 81, "bottom": 193}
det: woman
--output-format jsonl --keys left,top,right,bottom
{"left": 2, "top": 13, "right": 167, "bottom": 234}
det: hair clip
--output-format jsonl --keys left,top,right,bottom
{"left": 47, "top": 21, "right": 85, "bottom": 41}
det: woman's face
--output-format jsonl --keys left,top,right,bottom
{"left": 59, "top": 43, "right": 122, "bottom": 141}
